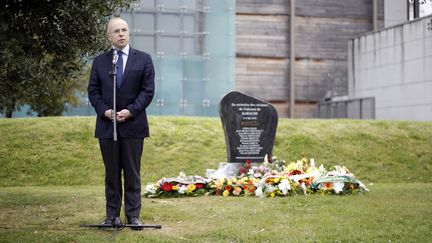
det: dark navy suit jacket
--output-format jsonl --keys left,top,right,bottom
{"left": 88, "top": 47, "right": 155, "bottom": 139}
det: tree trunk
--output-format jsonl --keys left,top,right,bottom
{"left": 5, "top": 109, "right": 12, "bottom": 118}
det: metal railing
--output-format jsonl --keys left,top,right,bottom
{"left": 318, "top": 97, "right": 375, "bottom": 119}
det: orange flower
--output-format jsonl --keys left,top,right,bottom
{"left": 323, "top": 182, "right": 333, "bottom": 190}
{"left": 244, "top": 182, "right": 256, "bottom": 193}
{"left": 266, "top": 178, "right": 275, "bottom": 184}
{"left": 225, "top": 185, "right": 232, "bottom": 191}
{"left": 305, "top": 176, "right": 314, "bottom": 186}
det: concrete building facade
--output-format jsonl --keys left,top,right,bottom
{"left": 348, "top": 14, "right": 432, "bottom": 121}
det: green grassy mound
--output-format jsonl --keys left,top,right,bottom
{"left": 0, "top": 116, "right": 431, "bottom": 186}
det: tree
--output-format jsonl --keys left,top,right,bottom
{"left": 0, "top": 0, "right": 135, "bottom": 117}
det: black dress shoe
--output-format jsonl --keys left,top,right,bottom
{"left": 101, "top": 217, "right": 121, "bottom": 227}
{"left": 128, "top": 217, "right": 143, "bottom": 231}
{"left": 113, "top": 217, "right": 121, "bottom": 227}
{"left": 101, "top": 217, "right": 113, "bottom": 225}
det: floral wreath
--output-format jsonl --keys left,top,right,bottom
{"left": 144, "top": 156, "right": 368, "bottom": 198}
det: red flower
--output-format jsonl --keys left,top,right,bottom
{"left": 161, "top": 182, "right": 173, "bottom": 192}
{"left": 239, "top": 160, "right": 252, "bottom": 175}
{"left": 196, "top": 183, "right": 204, "bottom": 189}
{"left": 289, "top": 170, "right": 302, "bottom": 176}
{"left": 225, "top": 185, "right": 232, "bottom": 191}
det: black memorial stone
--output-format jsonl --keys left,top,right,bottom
{"left": 219, "top": 91, "right": 278, "bottom": 163}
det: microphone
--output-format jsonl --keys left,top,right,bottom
{"left": 112, "top": 50, "right": 118, "bottom": 65}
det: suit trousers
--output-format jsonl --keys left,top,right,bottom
{"left": 99, "top": 137, "right": 143, "bottom": 220}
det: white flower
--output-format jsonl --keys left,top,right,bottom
{"left": 310, "top": 158, "right": 315, "bottom": 168}
{"left": 333, "top": 182, "right": 344, "bottom": 194}
{"left": 157, "top": 178, "right": 166, "bottom": 186}
{"left": 253, "top": 180, "right": 265, "bottom": 188}
{"left": 300, "top": 183, "right": 307, "bottom": 195}
{"left": 179, "top": 171, "right": 186, "bottom": 178}
{"left": 278, "top": 179, "right": 291, "bottom": 195}
{"left": 264, "top": 154, "right": 269, "bottom": 163}
{"left": 178, "top": 185, "right": 188, "bottom": 194}
{"left": 265, "top": 185, "right": 276, "bottom": 194}
{"left": 359, "top": 180, "right": 369, "bottom": 191}
{"left": 145, "top": 184, "right": 157, "bottom": 194}
{"left": 255, "top": 187, "right": 264, "bottom": 197}
{"left": 318, "top": 164, "right": 326, "bottom": 175}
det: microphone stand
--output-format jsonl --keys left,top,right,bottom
{"left": 80, "top": 50, "right": 161, "bottom": 239}
{"left": 112, "top": 52, "right": 118, "bottom": 143}
{"left": 111, "top": 52, "right": 121, "bottom": 228}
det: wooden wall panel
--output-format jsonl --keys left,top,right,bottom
{"left": 236, "top": 15, "right": 289, "bottom": 58}
{"left": 235, "top": 0, "right": 384, "bottom": 117}
{"left": 295, "top": 59, "right": 348, "bottom": 100}
{"left": 296, "top": 0, "right": 384, "bottom": 25}
{"left": 236, "top": 0, "right": 289, "bottom": 15}
{"left": 236, "top": 57, "right": 289, "bottom": 101}
{"left": 295, "top": 16, "right": 371, "bottom": 60}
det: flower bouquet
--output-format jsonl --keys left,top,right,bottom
{"left": 144, "top": 172, "right": 213, "bottom": 198}
{"left": 144, "top": 156, "right": 368, "bottom": 198}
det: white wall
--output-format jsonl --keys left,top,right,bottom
{"left": 348, "top": 15, "right": 432, "bottom": 121}
{"left": 384, "top": 0, "right": 407, "bottom": 27}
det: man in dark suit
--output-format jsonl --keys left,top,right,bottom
{"left": 87, "top": 16, "right": 154, "bottom": 229}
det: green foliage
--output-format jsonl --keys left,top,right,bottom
{"left": 0, "top": 0, "right": 135, "bottom": 117}
{"left": 0, "top": 117, "right": 431, "bottom": 186}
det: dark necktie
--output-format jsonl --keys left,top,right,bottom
{"left": 116, "top": 51, "right": 124, "bottom": 87}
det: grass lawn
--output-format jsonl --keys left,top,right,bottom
{"left": 0, "top": 116, "right": 431, "bottom": 242}
{"left": 0, "top": 184, "right": 431, "bottom": 242}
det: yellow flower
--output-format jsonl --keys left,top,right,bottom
{"left": 214, "top": 180, "right": 223, "bottom": 190}
{"left": 274, "top": 177, "right": 281, "bottom": 183}
{"left": 223, "top": 190, "right": 230, "bottom": 197}
{"left": 187, "top": 184, "right": 196, "bottom": 192}
{"left": 227, "top": 180, "right": 232, "bottom": 186}
{"left": 286, "top": 163, "right": 296, "bottom": 172}
{"left": 270, "top": 192, "right": 276, "bottom": 198}
{"left": 172, "top": 185, "right": 179, "bottom": 190}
